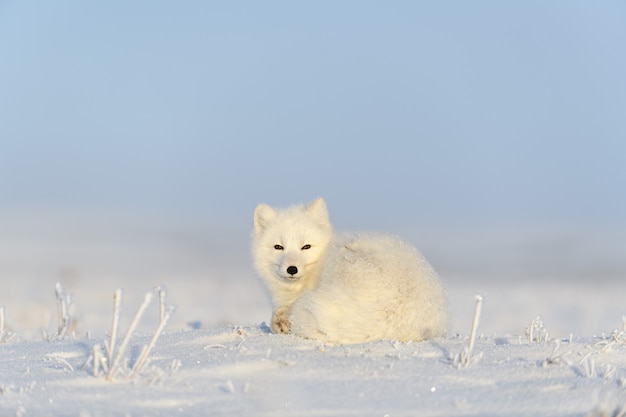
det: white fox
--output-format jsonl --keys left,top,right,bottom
{"left": 252, "top": 197, "right": 448, "bottom": 344}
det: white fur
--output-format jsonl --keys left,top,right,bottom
{"left": 252, "top": 197, "right": 448, "bottom": 344}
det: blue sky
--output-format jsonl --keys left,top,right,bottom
{"left": 1, "top": 1, "right": 625, "bottom": 234}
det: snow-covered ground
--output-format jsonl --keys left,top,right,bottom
{"left": 2, "top": 324, "right": 626, "bottom": 417}
{"left": 1, "top": 214, "right": 625, "bottom": 416}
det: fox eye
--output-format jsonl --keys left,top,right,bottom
{"left": 301, "top": 244, "right": 311, "bottom": 250}
{"left": 274, "top": 245, "right": 284, "bottom": 250}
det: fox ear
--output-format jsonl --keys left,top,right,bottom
{"left": 253, "top": 203, "right": 276, "bottom": 237}
{"left": 305, "top": 197, "right": 330, "bottom": 227}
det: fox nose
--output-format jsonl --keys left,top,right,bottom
{"left": 286, "top": 266, "right": 298, "bottom": 276}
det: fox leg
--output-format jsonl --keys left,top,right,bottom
{"left": 271, "top": 306, "right": 291, "bottom": 334}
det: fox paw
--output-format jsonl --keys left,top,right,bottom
{"left": 271, "top": 307, "right": 291, "bottom": 334}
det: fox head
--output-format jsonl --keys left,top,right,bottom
{"left": 253, "top": 197, "right": 332, "bottom": 287}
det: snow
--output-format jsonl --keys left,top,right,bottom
{"left": 2, "top": 325, "right": 626, "bottom": 416}
{"left": 1, "top": 215, "right": 626, "bottom": 416}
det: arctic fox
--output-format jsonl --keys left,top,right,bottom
{"left": 252, "top": 197, "right": 448, "bottom": 344}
